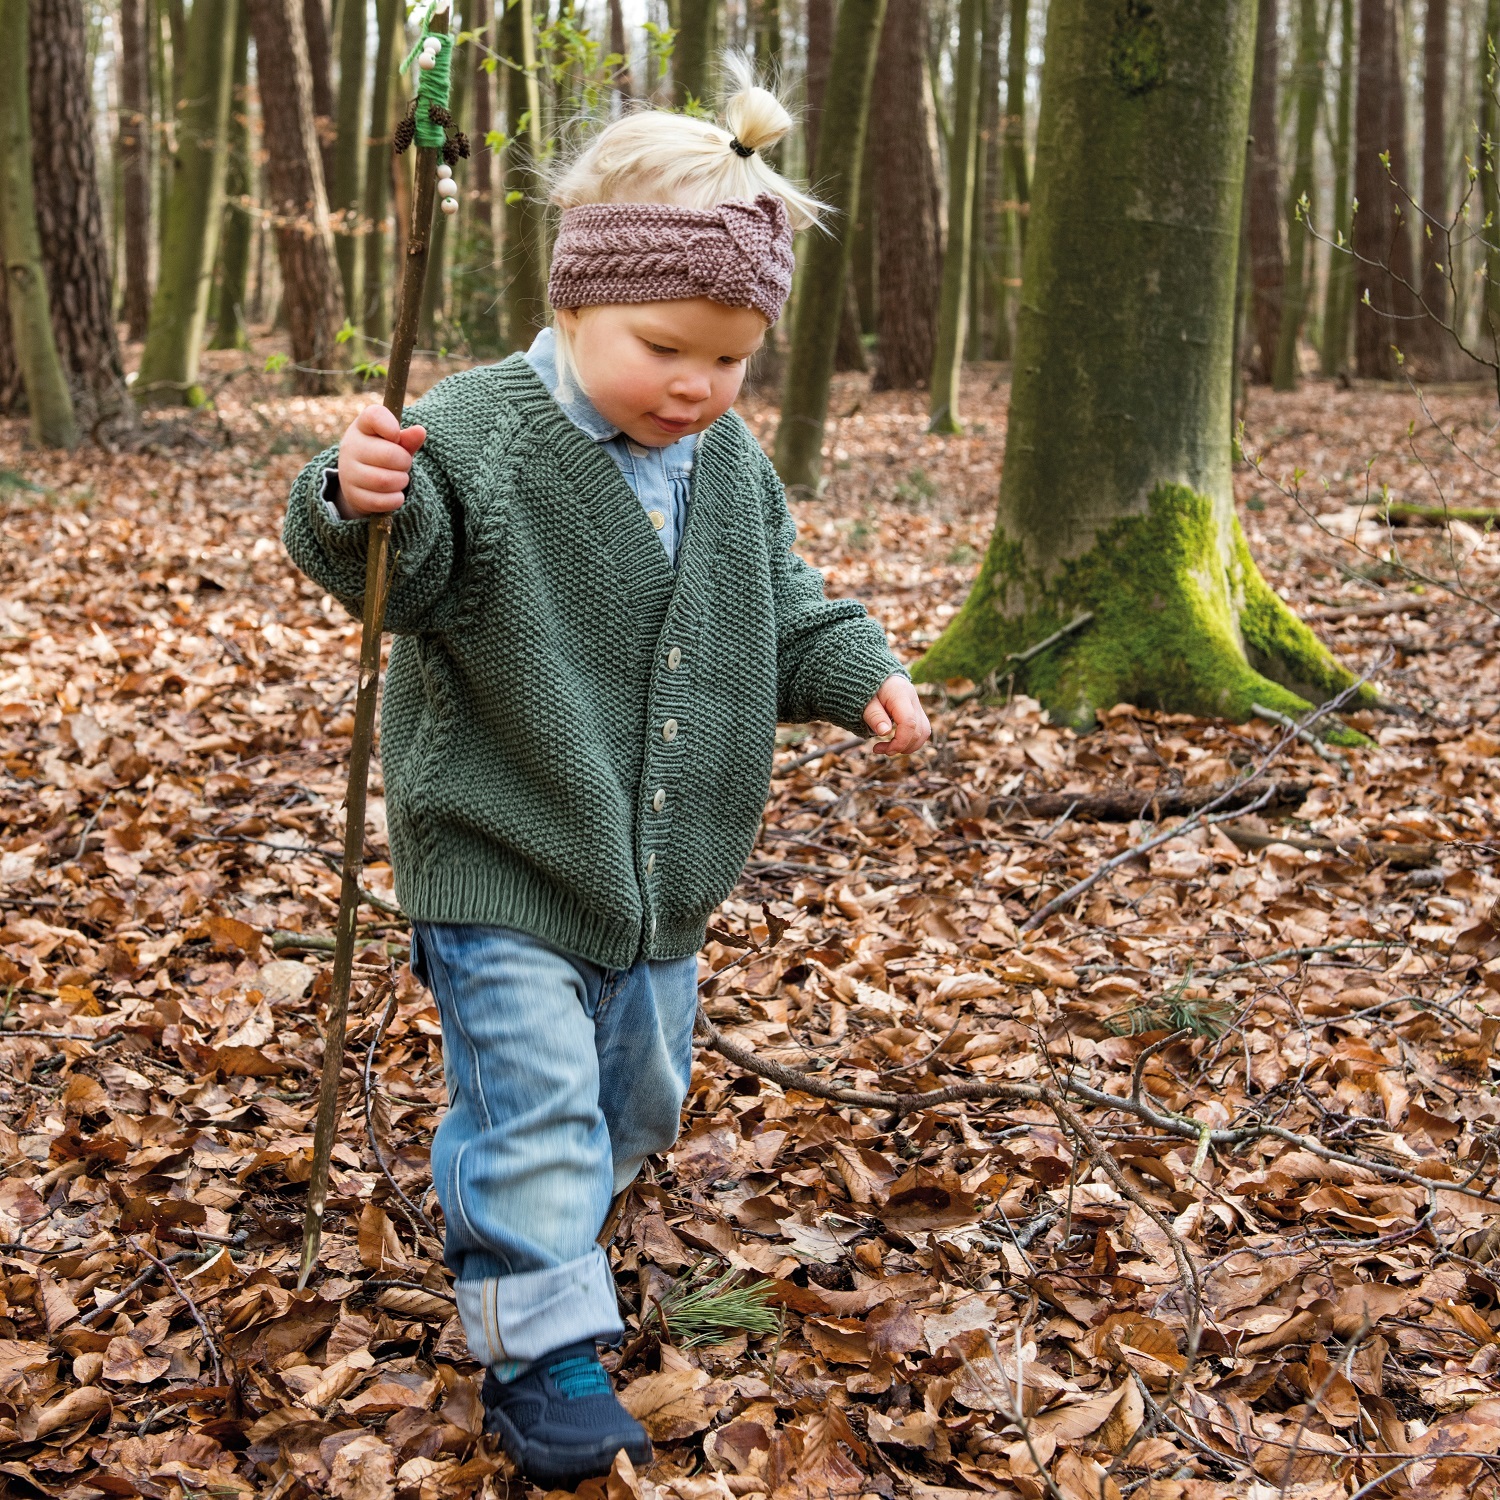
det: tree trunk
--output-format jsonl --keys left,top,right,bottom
{"left": 0, "top": 0, "right": 77, "bottom": 447}
{"left": 247, "top": 0, "right": 348, "bottom": 394}
{"left": 138, "top": 0, "right": 237, "bottom": 404}
{"left": 421, "top": 11, "right": 470, "bottom": 345}
{"left": 28, "top": 0, "right": 133, "bottom": 428}
{"left": 1483, "top": 0, "right": 1500, "bottom": 352}
{"left": 1272, "top": 0, "right": 1319, "bottom": 389}
{"left": 304, "top": 0, "right": 337, "bottom": 193}
{"left": 1322, "top": 0, "right": 1356, "bottom": 374}
{"left": 873, "top": 0, "right": 940, "bottom": 391}
{"left": 362, "top": 0, "right": 400, "bottom": 340}
{"left": 1406, "top": 0, "right": 1450, "bottom": 371}
{"left": 502, "top": 0, "right": 547, "bottom": 350}
{"left": 1246, "top": 0, "right": 1285, "bottom": 384}
{"left": 211, "top": 5, "right": 253, "bottom": 349}
{"left": 332, "top": 0, "right": 367, "bottom": 330}
{"left": 929, "top": 0, "right": 983, "bottom": 432}
{"left": 972, "top": 0, "right": 1002, "bottom": 360}
{"left": 120, "top": 0, "right": 153, "bottom": 341}
{"left": 773, "top": 0, "right": 888, "bottom": 494}
{"left": 915, "top": 0, "right": 1363, "bottom": 730}
{"left": 754, "top": 0, "right": 782, "bottom": 77}
{"left": 996, "top": 0, "right": 1029, "bottom": 359}
{"left": 459, "top": 0, "right": 500, "bottom": 350}
{"left": 675, "top": 0, "right": 716, "bottom": 106}
{"left": 804, "top": 0, "right": 868, "bottom": 374}
{"left": 1354, "top": 0, "right": 1415, "bottom": 378}
{"left": 609, "top": 0, "right": 633, "bottom": 96}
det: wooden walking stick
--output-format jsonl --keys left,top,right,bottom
{"left": 299, "top": 1, "right": 467, "bottom": 1289}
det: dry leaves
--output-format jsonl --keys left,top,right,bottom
{"left": 1, "top": 356, "right": 1499, "bottom": 1496}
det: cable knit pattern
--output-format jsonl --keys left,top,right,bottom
{"left": 547, "top": 193, "right": 796, "bottom": 324}
{"left": 282, "top": 354, "right": 905, "bottom": 969}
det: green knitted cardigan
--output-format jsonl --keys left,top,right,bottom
{"left": 283, "top": 354, "right": 906, "bottom": 968}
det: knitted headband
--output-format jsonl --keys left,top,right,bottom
{"left": 547, "top": 191, "right": 796, "bottom": 325}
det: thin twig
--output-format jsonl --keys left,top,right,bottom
{"left": 127, "top": 1236, "right": 224, "bottom": 1388}
{"left": 363, "top": 980, "right": 438, "bottom": 1243}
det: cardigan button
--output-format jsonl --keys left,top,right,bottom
{"left": 662, "top": 719, "right": 678, "bottom": 742}
{"left": 667, "top": 647, "right": 682, "bottom": 671}
{"left": 646, "top": 853, "right": 656, "bottom": 874}
{"left": 652, "top": 788, "right": 666, "bottom": 812}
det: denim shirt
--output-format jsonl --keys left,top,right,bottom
{"left": 524, "top": 326, "right": 695, "bottom": 568}
{"left": 321, "top": 326, "right": 696, "bottom": 568}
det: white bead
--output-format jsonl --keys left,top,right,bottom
{"left": 437, "top": 165, "right": 454, "bottom": 181}
{"left": 419, "top": 53, "right": 435, "bottom": 69}
{"left": 440, "top": 197, "right": 459, "bottom": 215}
{"left": 440, "top": 181, "right": 459, "bottom": 199}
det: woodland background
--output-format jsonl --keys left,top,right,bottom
{"left": 4, "top": 3, "right": 1500, "bottom": 1500}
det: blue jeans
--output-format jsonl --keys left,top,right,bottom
{"left": 410, "top": 922, "right": 698, "bottom": 1365}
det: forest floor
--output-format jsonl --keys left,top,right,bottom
{"left": 0, "top": 348, "right": 1499, "bottom": 1500}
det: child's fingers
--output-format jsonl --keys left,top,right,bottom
{"left": 356, "top": 403, "right": 403, "bottom": 441}
{"left": 340, "top": 459, "right": 409, "bottom": 493}
{"left": 397, "top": 424, "right": 426, "bottom": 454}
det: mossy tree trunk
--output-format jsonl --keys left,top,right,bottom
{"left": 1271, "top": 0, "right": 1318, "bottom": 390}
{"left": 332, "top": 0, "right": 367, "bottom": 334}
{"left": 1321, "top": 0, "right": 1355, "bottom": 374}
{"left": 1479, "top": 0, "right": 1500, "bottom": 350}
{"left": 210, "top": 4, "right": 253, "bottom": 350}
{"left": 674, "top": 0, "right": 716, "bottom": 106}
{"left": 0, "top": 0, "right": 77, "bottom": 448}
{"left": 928, "top": 0, "right": 982, "bottom": 432}
{"left": 773, "top": 0, "right": 887, "bottom": 496}
{"left": 805, "top": 0, "right": 869, "bottom": 373}
{"left": 361, "top": 0, "right": 400, "bottom": 341}
{"left": 915, "top": 0, "right": 1365, "bottom": 731}
{"left": 119, "top": 0, "right": 153, "bottom": 341}
{"left": 137, "top": 0, "right": 237, "bottom": 406}
{"left": 502, "top": 0, "right": 547, "bottom": 351}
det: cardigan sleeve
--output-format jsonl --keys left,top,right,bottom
{"left": 757, "top": 455, "right": 908, "bottom": 734}
{"left": 281, "top": 404, "right": 465, "bottom": 637}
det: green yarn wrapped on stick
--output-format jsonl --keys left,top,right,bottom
{"left": 414, "top": 31, "right": 454, "bottom": 148}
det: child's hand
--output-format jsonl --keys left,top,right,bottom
{"left": 863, "top": 675, "right": 931, "bottom": 757}
{"left": 334, "top": 403, "right": 427, "bottom": 518}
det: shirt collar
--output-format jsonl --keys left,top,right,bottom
{"left": 524, "top": 326, "right": 621, "bottom": 444}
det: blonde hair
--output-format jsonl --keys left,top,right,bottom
{"left": 548, "top": 55, "right": 825, "bottom": 230}
{"left": 545, "top": 57, "right": 821, "bottom": 403}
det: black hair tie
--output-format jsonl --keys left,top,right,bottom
{"left": 729, "top": 136, "right": 756, "bottom": 158}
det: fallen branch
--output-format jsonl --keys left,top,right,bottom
{"left": 1250, "top": 702, "right": 1351, "bottom": 771}
{"left": 1222, "top": 827, "right": 1441, "bottom": 869}
{"left": 127, "top": 1236, "right": 224, "bottom": 1388}
{"left": 772, "top": 735, "right": 865, "bottom": 777}
{"left": 1305, "top": 597, "right": 1432, "bottom": 620}
{"left": 1385, "top": 501, "right": 1499, "bottom": 526}
{"left": 997, "top": 776, "right": 1310, "bottom": 825}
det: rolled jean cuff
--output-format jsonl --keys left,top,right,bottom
{"left": 454, "top": 1246, "right": 625, "bottom": 1365}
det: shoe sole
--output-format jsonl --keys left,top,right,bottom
{"left": 486, "top": 1408, "right": 654, "bottom": 1489}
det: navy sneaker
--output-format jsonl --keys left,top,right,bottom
{"left": 482, "top": 1340, "right": 652, "bottom": 1488}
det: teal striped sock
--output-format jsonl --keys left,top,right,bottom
{"left": 490, "top": 1358, "right": 532, "bottom": 1383}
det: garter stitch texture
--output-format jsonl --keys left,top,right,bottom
{"left": 282, "top": 354, "right": 905, "bottom": 969}
{"left": 547, "top": 192, "right": 795, "bottom": 324}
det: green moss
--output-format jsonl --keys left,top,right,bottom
{"left": 915, "top": 482, "right": 1360, "bottom": 733}
{"left": 1108, "top": 0, "right": 1167, "bottom": 95}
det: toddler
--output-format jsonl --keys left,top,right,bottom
{"left": 283, "top": 65, "right": 929, "bottom": 1488}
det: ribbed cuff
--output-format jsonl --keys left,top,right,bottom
{"left": 454, "top": 1246, "right": 624, "bottom": 1365}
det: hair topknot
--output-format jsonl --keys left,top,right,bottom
{"left": 547, "top": 53, "right": 824, "bottom": 233}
